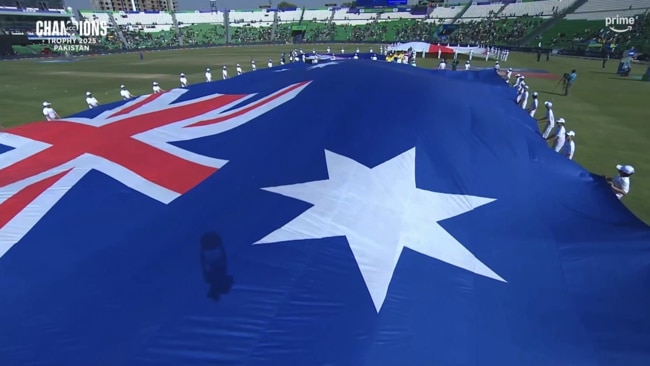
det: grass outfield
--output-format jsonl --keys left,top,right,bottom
{"left": 0, "top": 44, "right": 648, "bottom": 222}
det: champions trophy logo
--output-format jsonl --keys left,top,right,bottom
{"left": 35, "top": 19, "right": 108, "bottom": 37}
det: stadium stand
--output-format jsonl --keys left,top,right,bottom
{"left": 566, "top": 0, "right": 650, "bottom": 19}
{"left": 460, "top": 3, "right": 504, "bottom": 20}
{"left": 501, "top": 0, "right": 579, "bottom": 18}
{"left": 428, "top": 5, "right": 463, "bottom": 22}
{"left": 539, "top": 11, "right": 649, "bottom": 51}
{"left": 112, "top": 11, "right": 174, "bottom": 31}
{"left": 1, "top": 0, "right": 648, "bottom": 57}
{"left": 534, "top": 0, "right": 650, "bottom": 51}
{"left": 447, "top": 16, "right": 544, "bottom": 45}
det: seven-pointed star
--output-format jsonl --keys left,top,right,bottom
{"left": 254, "top": 148, "right": 506, "bottom": 313}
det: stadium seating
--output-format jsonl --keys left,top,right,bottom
{"left": 449, "top": 16, "right": 543, "bottom": 45}
{"left": 460, "top": 3, "right": 504, "bottom": 20}
{"left": 228, "top": 9, "right": 274, "bottom": 27}
{"left": 540, "top": 12, "right": 649, "bottom": 51}
{"left": 501, "top": 0, "right": 579, "bottom": 18}
{"left": 175, "top": 11, "right": 225, "bottom": 25}
{"left": 3, "top": 0, "right": 648, "bottom": 57}
{"left": 567, "top": 0, "right": 650, "bottom": 19}
{"left": 80, "top": 10, "right": 111, "bottom": 23}
{"left": 428, "top": 6, "right": 463, "bottom": 21}
{"left": 113, "top": 11, "right": 173, "bottom": 28}
{"left": 302, "top": 8, "right": 331, "bottom": 22}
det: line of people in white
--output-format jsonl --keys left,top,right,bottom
{"left": 508, "top": 71, "right": 576, "bottom": 160}
{"left": 509, "top": 69, "right": 634, "bottom": 200}
{"left": 41, "top": 46, "right": 388, "bottom": 120}
{"left": 41, "top": 61, "right": 260, "bottom": 119}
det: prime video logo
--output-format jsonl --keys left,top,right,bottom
{"left": 605, "top": 15, "right": 636, "bottom": 33}
{"left": 35, "top": 20, "right": 108, "bottom": 37}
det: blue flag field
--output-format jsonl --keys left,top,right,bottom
{"left": 0, "top": 60, "right": 649, "bottom": 366}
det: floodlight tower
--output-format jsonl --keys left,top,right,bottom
{"left": 209, "top": 0, "right": 217, "bottom": 13}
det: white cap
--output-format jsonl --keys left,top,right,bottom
{"left": 180, "top": 73, "right": 185, "bottom": 76}
{"left": 206, "top": 67, "right": 210, "bottom": 71}
{"left": 42, "top": 101, "right": 50, "bottom": 106}
{"left": 495, "top": 61, "right": 499, "bottom": 63}
{"left": 153, "top": 81, "right": 158, "bottom": 85}
{"left": 557, "top": 118, "right": 565, "bottom": 124}
{"left": 86, "top": 91, "right": 91, "bottom": 96}
{"left": 616, "top": 164, "right": 635, "bottom": 175}
{"left": 120, "top": 84, "right": 125, "bottom": 88}
{"left": 516, "top": 73, "right": 521, "bottom": 76}
{"left": 521, "top": 76, "right": 525, "bottom": 79}
{"left": 533, "top": 92, "right": 538, "bottom": 96}
{"left": 545, "top": 101, "right": 552, "bottom": 108}
{"left": 236, "top": 64, "right": 240, "bottom": 66}
{"left": 252, "top": 60, "right": 255, "bottom": 63}
{"left": 223, "top": 65, "right": 226, "bottom": 69}
{"left": 566, "top": 130, "right": 575, "bottom": 137}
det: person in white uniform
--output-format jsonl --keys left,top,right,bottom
{"left": 236, "top": 64, "right": 242, "bottom": 76}
{"left": 85, "top": 91, "right": 99, "bottom": 108}
{"left": 519, "top": 85, "right": 529, "bottom": 109}
{"left": 439, "top": 59, "right": 446, "bottom": 70}
{"left": 179, "top": 73, "right": 188, "bottom": 87}
{"left": 494, "top": 61, "right": 500, "bottom": 71}
{"left": 222, "top": 66, "right": 228, "bottom": 80}
{"left": 540, "top": 101, "right": 555, "bottom": 139}
{"left": 465, "top": 60, "right": 470, "bottom": 70}
{"left": 42, "top": 101, "right": 60, "bottom": 121}
{"left": 205, "top": 68, "right": 212, "bottom": 82}
{"left": 561, "top": 131, "right": 576, "bottom": 160}
{"left": 251, "top": 60, "right": 257, "bottom": 71}
{"left": 516, "top": 82, "right": 525, "bottom": 104}
{"left": 267, "top": 59, "right": 273, "bottom": 68}
{"left": 546, "top": 118, "right": 566, "bottom": 152}
{"left": 528, "top": 92, "right": 539, "bottom": 118}
{"left": 120, "top": 85, "right": 133, "bottom": 100}
{"left": 152, "top": 82, "right": 163, "bottom": 93}
{"left": 607, "top": 165, "right": 635, "bottom": 199}
{"left": 506, "top": 68, "right": 512, "bottom": 82}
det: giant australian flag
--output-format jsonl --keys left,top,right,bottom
{"left": 0, "top": 60, "right": 649, "bottom": 366}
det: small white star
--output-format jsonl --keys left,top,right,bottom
{"left": 307, "top": 62, "right": 339, "bottom": 70}
{"left": 255, "top": 148, "right": 506, "bottom": 313}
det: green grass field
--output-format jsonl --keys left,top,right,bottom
{"left": 1, "top": 44, "right": 648, "bottom": 222}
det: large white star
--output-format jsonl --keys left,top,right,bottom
{"left": 254, "top": 148, "right": 506, "bottom": 313}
